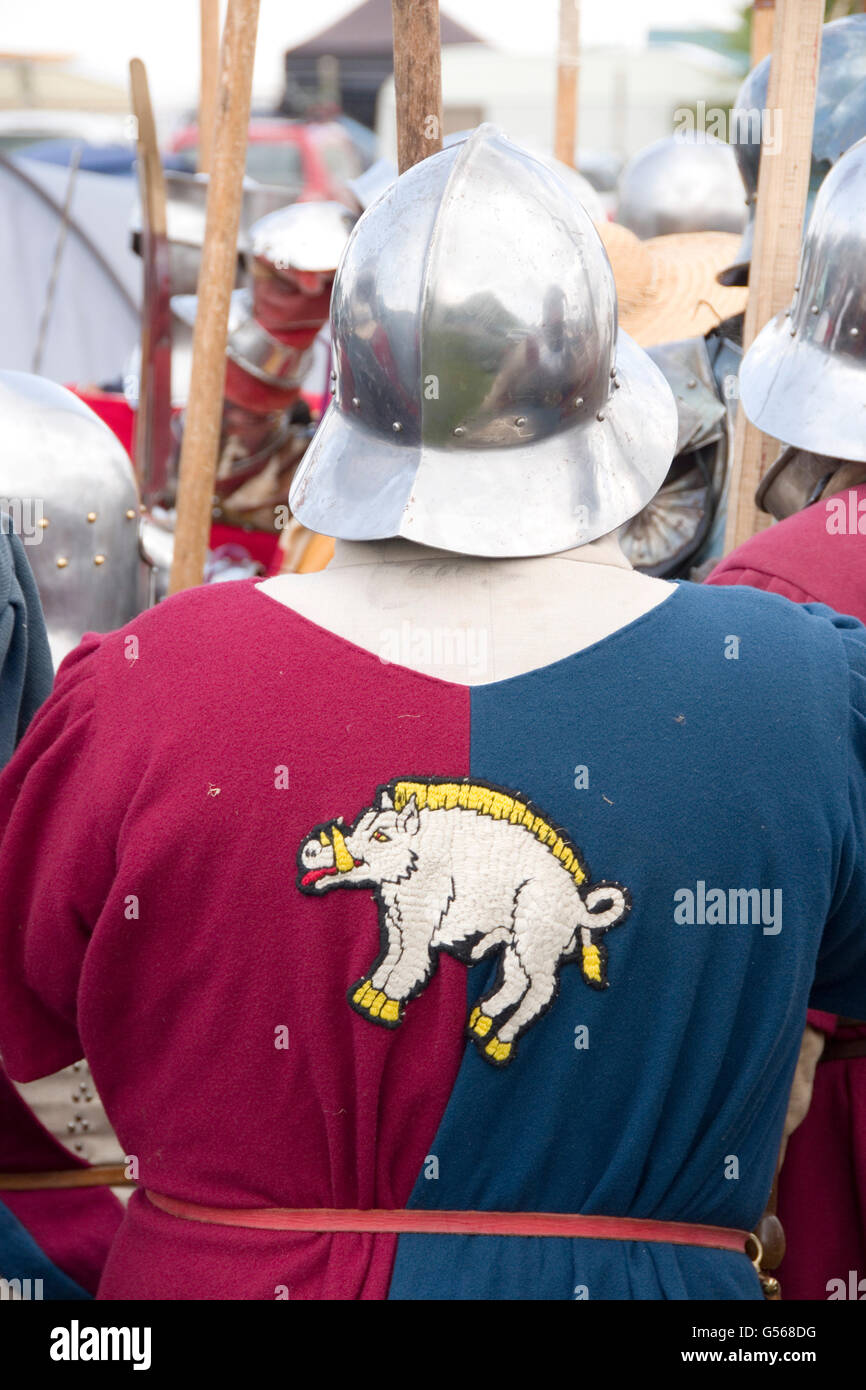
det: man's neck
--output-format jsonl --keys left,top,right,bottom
{"left": 257, "top": 530, "right": 674, "bottom": 684}
{"left": 322, "top": 532, "right": 634, "bottom": 573}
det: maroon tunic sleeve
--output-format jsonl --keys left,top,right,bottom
{"left": 705, "top": 563, "right": 816, "bottom": 605}
{"left": 0, "top": 633, "right": 113, "bottom": 1081}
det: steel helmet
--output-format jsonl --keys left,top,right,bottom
{"left": 616, "top": 133, "right": 747, "bottom": 241}
{"left": 248, "top": 200, "right": 357, "bottom": 277}
{"left": 290, "top": 125, "right": 678, "bottom": 558}
{"left": 719, "top": 13, "right": 866, "bottom": 286}
{"left": 739, "top": 134, "right": 866, "bottom": 469}
{"left": 445, "top": 129, "right": 606, "bottom": 223}
{"left": 0, "top": 371, "right": 149, "bottom": 665}
{"left": 348, "top": 139, "right": 606, "bottom": 221}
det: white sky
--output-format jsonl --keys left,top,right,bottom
{"left": 1, "top": 0, "right": 743, "bottom": 115}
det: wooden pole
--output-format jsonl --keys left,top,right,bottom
{"left": 129, "top": 58, "right": 173, "bottom": 506}
{"left": 554, "top": 0, "right": 580, "bottom": 168}
{"left": 723, "top": 0, "right": 823, "bottom": 554}
{"left": 129, "top": 60, "right": 166, "bottom": 237}
{"left": 391, "top": 0, "right": 443, "bottom": 174}
{"left": 198, "top": 0, "right": 220, "bottom": 174}
{"left": 751, "top": 1, "right": 776, "bottom": 67}
{"left": 168, "top": 0, "right": 260, "bottom": 595}
{"left": 0, "top": 1165, "right": 133, "bottom": 1190}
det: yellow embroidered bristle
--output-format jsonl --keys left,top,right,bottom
{"left": 393, "top": 779, "right": 588, "bottom": 885}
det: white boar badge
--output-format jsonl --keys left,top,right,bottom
{"left": 297, "top": 777, "right": 631, "bottom": 1066}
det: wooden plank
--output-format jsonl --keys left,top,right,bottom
{"left": 168, "top": 0, "right": 260, "bottom": 595}
{"left": 554, "top": 0, "right": 580, "bottom": 168}
{"left": 724, "top": 0, "right": 824, "bottom": 553}
{"left": 391, "top": 0, "right": 443, "bottom": 174}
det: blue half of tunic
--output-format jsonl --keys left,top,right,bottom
{"left": 388, "top": 581, "right": 866, "bottom": 1300}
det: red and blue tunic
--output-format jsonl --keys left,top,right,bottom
{"left": 1, "top": 576, "right": 866, "bottom": 1299}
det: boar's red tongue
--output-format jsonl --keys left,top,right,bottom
{"left": 301, "top": 865, "right": 336, "bottom": 886}
{"left": 301, "top": 824, "right": 356, "bottom": 886}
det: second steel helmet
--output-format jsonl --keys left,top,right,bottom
{"left": 616, "top": 133, "right": 747, "bottom": 241}
{"left": 719, "top": 13, "right": 866, "bottom": 286}
{"left": 290, "top": 125, "right": 678, "bottom": 558}
{"left": 0, "top": 371, "right": 150, "bottom": 665}
{"left": 739, "top": 135, "right": 866, "bottom": 468}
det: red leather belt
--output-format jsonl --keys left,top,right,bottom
{"left": 145, "top": 1191, "right": 754, "bottom": 1256}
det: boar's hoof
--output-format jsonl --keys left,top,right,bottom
{"left": 366, "top": 989, "right": 391, "bottom": 1018}
{"left": 350, "top": 980, "right": 404, "bottom": 1027}
{"left": 468, "top": 1006, "right": 494, "bottom": 1038}
{"left": 483, "top": 1037, "right": 513, "bottom": 1066}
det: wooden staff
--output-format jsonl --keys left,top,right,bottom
{"left": 723, "top": 0, "right": 824, "bottom": 553}
{"left": 751, "top": 0, "right": 776, "bottom": 67}
{"left": 554, "top": 0, "right": 580, "bottom": 168}
{"left": 0, "top": 1165, "right": 132, "bottom": 1191}
{"left": 130, "top": 58, "right": 173, "bottom": 507}
{"left": 391, "top": 0, "right": 443, "bottom": 174}
{"left": 198, "top": 0, "right": 221, "bottom": 174}
{"left": 168, "top": 0, "right": 260, "bottom": 595}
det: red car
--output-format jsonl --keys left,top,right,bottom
{"left": 166, "top": 117, "right": 364, "bottom": 201}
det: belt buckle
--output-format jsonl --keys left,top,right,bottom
{"left": 746, "top": 1231, "right": 782, "bottom": 1301}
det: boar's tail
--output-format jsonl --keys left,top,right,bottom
{"left": 573, "top": 880, "right": 631, "bottom": 933}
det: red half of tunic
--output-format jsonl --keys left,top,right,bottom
{"left": 0, "top": 583, "right": 470, "bottom": 1300}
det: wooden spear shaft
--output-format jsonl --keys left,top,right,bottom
{"left": 198, "top": 0, "right": 220, "bottom": 174}
{"left": 129, "top": 59, "right": 172, "bottom": 505}
{"left": 168, "top": 0, "right": 259, "bottom": 595}
{"left": 391, "top": 0, "right": 443, "bottom": 174}
{"left": 751, "top": 0, "right": 776, "bottom": 67}
{"left": 723, "top": 0, "right": 823, "bottom": 553}
{"left": 554, "top": 0, "right": 580, "bottom": 168}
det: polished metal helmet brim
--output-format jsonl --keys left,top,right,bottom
{"left": 290, "top": 125, "right": 677, "bottom": 557}
{"left": 739, "top": 134, "right": 866, "bottom": 463}
{"left": 740, "top": 316, "right": 866, "bottom": 464}
{"left": 291, "top": 329, "right": 677, "bottom": 556}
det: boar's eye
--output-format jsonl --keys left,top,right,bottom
{"left": 372, "top": 830, "right": 390, "bottom": 842}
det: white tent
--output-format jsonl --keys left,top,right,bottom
{"left": 0, "top": 154, "right": 140, "bottom": 385}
